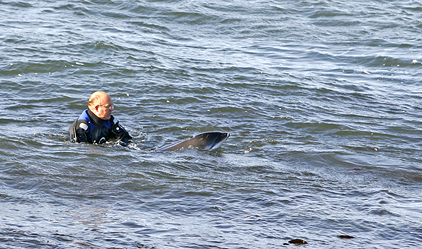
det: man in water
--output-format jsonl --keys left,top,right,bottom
{"left": 69, "top": 91, "right": 132, "bottom": 146}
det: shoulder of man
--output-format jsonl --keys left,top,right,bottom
{"left": 69, "top": 110, "right": 92, "bottom": 143}
{"left": 110, "top": 115, "right": 123, "bottom": 131}
{"left": 76, "top": 110, "right": 91, "bottom": 131}
{"left": 108, "top": 115, "right": 132, "bottom": 146}
{"left": 78, "top": 109, "right": 91, "bottom": 122}
{"left": 76, "top": 120, "right": 90, "bottom": 131}
{"left": 110, "top": 115, "right": 118, "bottom": 125}
{"left": 109, "top": 115, "right": 130, "bottom": 135}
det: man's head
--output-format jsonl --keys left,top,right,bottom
{"left": 88, "top": 91, "right": 114, "bottom": 120}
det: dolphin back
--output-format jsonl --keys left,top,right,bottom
{"left": 155, "top": 132, "right": 230, "bottom": 152}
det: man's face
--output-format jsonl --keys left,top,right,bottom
{"left": 94, "top": 95, "right": 114, "bottom": 120}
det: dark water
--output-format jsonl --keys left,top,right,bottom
{"left": 1, "top": 0, "right": 422, "bottom": 248}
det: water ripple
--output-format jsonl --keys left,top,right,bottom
{"left": 1, "top": 0, "right": 422, "bottom": 248}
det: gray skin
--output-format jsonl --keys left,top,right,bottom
{"left": 155, "top": 132, "right": 230, "bottom": 152}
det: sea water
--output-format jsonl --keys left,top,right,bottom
{"left": 1, "top": 0, "right": 421, "bottom": 248}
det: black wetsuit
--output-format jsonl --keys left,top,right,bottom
{"left": 69, "top": 109, "right": 132, "bottom": 146}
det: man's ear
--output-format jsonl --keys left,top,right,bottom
{"left": 89, "top": 106, "right": 98, "bottom": 115}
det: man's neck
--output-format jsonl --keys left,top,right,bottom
{"left": 87, "top": 109, "right": 104, "bottom": 124}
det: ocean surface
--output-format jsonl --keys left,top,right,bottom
{"left": 1, "top": 0, "right": 422, "bottom": 248}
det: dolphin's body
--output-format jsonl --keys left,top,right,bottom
{"left": 155, "top": 132, "right": 230, "bottom": 152}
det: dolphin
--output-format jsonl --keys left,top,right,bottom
{"left": 155, "top": 132, "right": 230, "bottom": 152}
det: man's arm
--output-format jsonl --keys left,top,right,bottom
{"left": 110, "top": 117, "right": 132, "bottom": 146}
{"left": 69, "top": 119, "right": 90, "bottom": 143}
